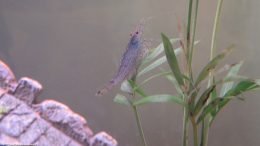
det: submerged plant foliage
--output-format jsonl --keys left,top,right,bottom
{"left": 112, "top": 0, "right": 260, "bottom": 146}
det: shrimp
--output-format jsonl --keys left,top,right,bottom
{"left": 96, "top": 19, "right": 150, "bottom": 96}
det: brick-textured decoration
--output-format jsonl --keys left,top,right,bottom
{"left": 0, "top": 60, "right": 118, "bottom": 146}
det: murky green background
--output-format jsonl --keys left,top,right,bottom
{"left": 0, "top": 0, "right": 260, "bottom": 145}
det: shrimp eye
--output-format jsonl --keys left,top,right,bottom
{"left": 136, "top": 31, "right": 139, "bottom": 34}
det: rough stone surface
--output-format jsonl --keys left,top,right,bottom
{"left": 0, "top": 60, "right": 118, "bottom": 146}
{"left": 0, "top": 61, "right": 17, "bottom": 92}
{"left": 12, "top": 77, "right": 42, "bottom": 104}
{"left": 34, "top": 100, "right": 94, "bottom": 145}
{"left": 0, "top": 103, "right": 37, "bottom": 137}
{"left": 90, "top": 132, "right": 118, "bottom": 146}
{"left": 0, "top": 132, "right": 20, "bottom": 145}
{"left": 34, "top": 127, "right": 72, "bottom": 146}
{"left": 0, "top": 94, "right": 20, "bottom": 120}
{"left": 19, "top": 117, "right": 50, "bottom": 144}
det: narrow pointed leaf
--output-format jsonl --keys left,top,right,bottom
{"left": 139, "top": 56, "right": 167, "bottom": 76}
{"left": 209, "top": 98, "right": 230, "bottom": 125}
{"left": 120, "top": 80, "right": 133, "bottom": 94}
{"left": 161, "top": 33, "right": 184, "bottom": 87}
{"left": 209, "top": 80, "right": 260, "bottom": 124}
{"left": 139, "top": 48, "right": 182, "bottom": 77}
{"left": 220, "top": 61, "right": 243, "bottom": 96}
{"left": 133, "top": 94, "right": 184, "bottom": 106}
{"left": 194, "top": 45, "right": 234, "bottom": 87}
{"left": 142, "top": 38, "right": 180, "bottom": 65}
{"left": 255, "top": 79, "right": 260, "bottom": 85}
{"left": 188, "top": 88, "right": 200, "bottom": 110}
{"left": 165, "top": 74, "right": 183, "bottom": 95}
{"left": 211, "top": 78, "right": 218, "bottom": 98}
{"left": 193, "top": 85, "right": 216, "bottom": 115}
{"left": 216, "top": 75, "right": 248, "bottom": 85}
{"left": 120, "top": 80, "right": 147, "bottom": 97}
{"left": 135, "top": 71, "right": 172, "bottom": 90}
{"left": 197, "top": 98, "right": 222, "bottom": 124}
{"left": 114, "top": 94, "right": 131, "bottom": 106}
{"left": 225, "top": 80, "right": 260, "bottom": 97}
{"left": 127, "top": 80, "right": 147, "bottom": 97}
{"left": 140, "top": 40, "right": 199, "bottom": 76}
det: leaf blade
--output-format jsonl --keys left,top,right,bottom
{"left": 161, "top": 33, "right": 184, "bottom": 87}
{"left": 197, "top": 98, "right": 222, "bottom": 124}
{"left": 165, "top": 74, "right": 183, "bottom": 95}
{"left": 194, "top": 45, "right": 234, "bottom": 87}
{"left": 138, "top": 56, "right": 167, "bottom": 76}
{"left": 142, "top": 38, "right": 180, "bottom": 65}
{"left": 133, "top": 94, "right": 184, "bottom": 106}
{"left": 225, "top": 80, "right": 260, "bottom": 97}
{"left": 209, "top": 80, "right": 260, "bottom": 124}
{"left": 113, "top": 94, "right": 131, "bottom": 106}
{"left": 220, "top": 61, "right": 243, "bottom": 96}
{"left": 193, "top": 85, "right": 216, "bottom": 116}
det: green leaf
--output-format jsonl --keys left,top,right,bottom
{"left": 139, "top": 56, "right": 167, "bottom": 76}
{"left": 216, "top": 75, "right": 248, "bottom": 85}
{"left": 120, "top": 80, "right": 133, "bottom": 94}
{"left": 113, "top": 94, "right": 131, "bottom": 106}
{"left": 128, "top": 80, "right": 147, "bottom": 97}
{"left": 208, "top": 96, "right": 237, "bottom": 125}
{"left": 211, "top": 78, "right": 218, "bottom": 98}
{"left": 209, "top": 80, "right": 260, "bottom": 125}
{"left": 197, "top": 98, "right": 222, "bottom": 124}
{"left": 139, "top": 45, "right": 184, "bottom": 77}
{"left": 220, "top": 61, "right": 243, "bottom": 96}
{"left": 120, "top": 80, "right": 147, "bottom": 97}
{"left": 161, "top": 33, "right": 184, "bottom": 87}
{"left": 225, "top": 80, "right": 260, "bottom": 97}
{"left": 134, "top": 71, "right": 172, "bottom": 90}
{"left": 255, "top": 79, "right": 260, "bottom": 85}
{"left": 188, "top": 87, "right": 200, "bottom": 110}
{"left": 133, "top": 94, "right": 184, "bottom": 106}
{"left": 165, "top": 74, "right": 183, "bottom": 95}
{"left": 194, "top": 45, "right": 234, "bottom": 87}
{"left": 193, "top": 85, "right": 216, "bottom": 116}
{"left": 142, "top": 38, "right": 180, "bottom": 65}
{"left": 139, "top": 40, "right": 199, "bottom": 76}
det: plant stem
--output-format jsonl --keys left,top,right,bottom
{"left": 202, "top": 0, "right": 224, "bottom": 146}
{"left": 200, "top": 110, "right": 210, "bottom": 146}
{"left": 186, "top": 0, "right": 193, "bottom": 51}
{"left": 210, "top": 0, "right": 224, "bottom": 61}
{"left": 186, "top": 0, "right": 193, "bottom": 80}
{"left": 191, "top": 117, "right": 199, "bottom": 146}
{"left": 130, "top": 79, "right": 147, "bottom": 146}
{"left": 133, "top": 105, "right": 147, "bottom": 146}
{"left": 189, "top": 0, "right": 200, "bottom": 72}
{"left": 182, "top": 105, "right": 189, "bottom": 146}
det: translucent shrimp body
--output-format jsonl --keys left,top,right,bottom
{"left": 96, "top": 21, "right": 147, "bottom": 96}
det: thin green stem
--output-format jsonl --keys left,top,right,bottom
{"left": 186, "top": 0, "right": 193, "bottom": 80}
{"left": 182, "top": 105, "right": 189, "bottom": 146}
{"left": 202, "top": 0, "right": 224, "bottom": 146}
{"left": 130, "top": 79, "right": 147, "bottom": 146}
{"left": 200, "top": 121, "right": 204, "bottom": 146}
{"left": 182, "top": 1, "right": 194, "bottom": 146}
{"left": 189, "top": 0, "right": 200, "bottom": 79}
{"left": 201, "top": 115, "right": 210, "bottom": 146}
{"left": 187, "top": 0, "right": 193, "bottom": 50}
{"left": 133, "top": 105, "right": 147, "bottom": 146}
{"left": 191, "top": 117, "right": 199, "bottom": 146}
{"left": 210, "top": 0, "right": 224, "bottom": 61}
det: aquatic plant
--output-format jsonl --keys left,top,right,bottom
{"left": 112, "top": 0, "right": 260, "bottom": 146}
